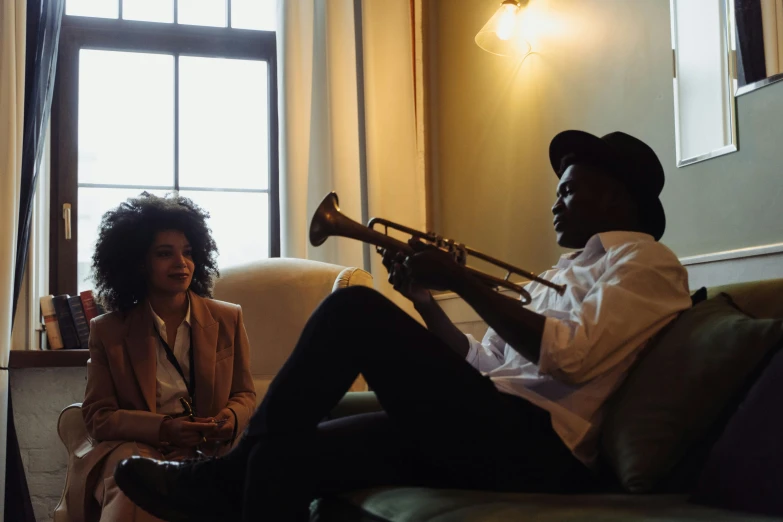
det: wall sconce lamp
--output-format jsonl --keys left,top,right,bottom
{"left": 475, "top": 0, "right": 531, "bottom": 59}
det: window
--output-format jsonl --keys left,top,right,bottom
{"left": 50, "top": 0, "right": 279, "bottom": 296}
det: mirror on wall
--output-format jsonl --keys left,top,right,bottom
{"left": 733, "top": 0, "right": 783, "bottom": 95}
{"left": 670, "top": 0, "right": 738, "bottom": 167}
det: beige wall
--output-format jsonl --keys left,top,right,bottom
{"left": 428, "top": 0, "right": 783, "bottom": 274}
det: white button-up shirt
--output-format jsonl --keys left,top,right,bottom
{"left": 150, "top": 301, "right": 193, "bottom": 416}
{"left": 465, "top": 231, "right": 691, "bottom": 465}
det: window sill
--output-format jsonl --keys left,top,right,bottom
{"left": 9, "top": 349, "right": 89, "bottom": 368}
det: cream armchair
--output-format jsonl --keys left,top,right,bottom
{"left": 53, "top": 258, "right": 373, "bottom": 522}
{"left": 212, "top": 258, "right": 373, "bottom": 400}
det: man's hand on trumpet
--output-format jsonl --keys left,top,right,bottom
{"left": 381, "top": 239, "right": 472, "bottom": 357}
{"left": 381, "top": 239, "right": 463, "bottom": 303}
{"left": 382, "top": 247, "right": 431, "bottom": 305}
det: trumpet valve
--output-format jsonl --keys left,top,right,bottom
{"left": 452, "top": 244, "right": 466, "bottom": 266}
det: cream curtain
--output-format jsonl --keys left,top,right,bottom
{"left": 0, "top": 0, "right": 26, "bottom": 517}
{"left": 761, "top": 0, "right": 783, "bottom": 76}
{"left": 278, "top": 0, "right": 425, "bottom": 316}
{"left": 361, "top": 0, "right": 426, "bottom": 315}
{"left": 278, "top": 0, "right": 365, "bottom": 269}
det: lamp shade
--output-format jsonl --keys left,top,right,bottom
{"left": 475, "top": 0, "right": 531, "bottom": 58}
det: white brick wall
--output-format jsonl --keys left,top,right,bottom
{"left": 10, "top": 367, "right": 87, "bottom": 522}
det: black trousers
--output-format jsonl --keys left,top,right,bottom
{"left": 241, "top": 286, "right": 593, "bottom": 521}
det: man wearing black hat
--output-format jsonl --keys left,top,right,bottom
{"left": 114, "top": 131, "right": 691, "bottom": 522}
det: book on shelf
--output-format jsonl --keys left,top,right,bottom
{"left": 39, "top": 296, "right": 64, "bottom": 350}
{"left": 67, "top": 295, "right": 91, "bottom": 348}
{"left": 52, "top": 295, "right": 81, "bottom": 349}
{"left": 79, "top": 290, "right": 100, "bottom": 326}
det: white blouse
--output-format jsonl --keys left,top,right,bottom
{"left": 150, "top": 300, "right": 193, "bottom": 417}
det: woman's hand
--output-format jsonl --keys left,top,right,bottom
{"left": 160, "top": 417, "right": 218, "bottom": 448}
{"left": 204, "top": 410, "right": 235, "bottom": 443}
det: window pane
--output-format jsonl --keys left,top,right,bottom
{"left": 180, "top": 191, "right": 269, "bottom": 269}
{"left": 66, "top": 0, "right": 118, "bottom": 19}
{"left": 231, "top": 0, "right": 276, "bottom": 31}
{"left": 178, "top": 0, "right": 227, "bottom": 27}
{"left": 77, "top": 187, "right": 170, "bottom": 293}
{"left": 179, "top": 57, "right": 268, "bottom": 190}
{"left": 124, "top": 0, "right": 174, "bottom": 23}
{"left": 79, "top": 50, "right": 174, "bottom": 187}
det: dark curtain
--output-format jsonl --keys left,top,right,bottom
{"left": 6, "top": 1, "right": 64, "bottom": 521}
{"left": 734, "top": 0, "right": 767, "bottom": 86}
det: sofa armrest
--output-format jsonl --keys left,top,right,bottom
{"left": 328, "top": 392, "right": 382, "bottom": 420}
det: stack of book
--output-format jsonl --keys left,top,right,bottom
{"left": 39, "top": 290, "right": 104, "bottom": 350}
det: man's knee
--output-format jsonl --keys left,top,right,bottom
{"left": 306, "top": 286, "right": 411, "bottom": 350}
{"left": 321, "top": 286, "right": 393, "bottom": 316}
{"left": 328, "top": 285, "right": 381, "bottom": 302}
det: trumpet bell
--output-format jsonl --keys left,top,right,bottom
{"left": 309, "top": 192, "right": 341, "bottom": 247}
{"left": 309, "top": 191, "right": 413, "bottom": 256}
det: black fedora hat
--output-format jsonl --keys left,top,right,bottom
{"left": 549, "top": 130, "right": 666, "bottom": 241}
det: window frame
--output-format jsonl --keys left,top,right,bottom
{"left": 50, "top": 13, "right": 280, "bottom": 296}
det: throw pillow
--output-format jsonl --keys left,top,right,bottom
{"left": 690, "top": 345, "right": 783, "bottom": 516}
{"left": 601, "top": 294, "right": 783, "bottom": 493}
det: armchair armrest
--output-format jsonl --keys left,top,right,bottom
{"left": 54, "top": 403, "right": 91, "bottom": 522}
{"left": 57, "top": 403, "right": 92, "bottom": 455}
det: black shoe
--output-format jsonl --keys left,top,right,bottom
{"left": 114, "top": 456, "right": 242, "bottom": 522}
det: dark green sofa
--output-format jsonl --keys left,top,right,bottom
{"left": 312, "top": 279, "right": 783, "bottom": 522}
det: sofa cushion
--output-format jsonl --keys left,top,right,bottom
{"left": 601, "top": 294, "right": 783, "bottom": 493}
{"left": 691, "top": 345, "right": 783, "bottom": 516}
{"left": 707, "top": 278, "right": 783, "bottom": 319}
{"left": 312, "top": 488, "right": 778, "bottom": 521}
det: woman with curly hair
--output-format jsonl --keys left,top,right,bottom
{"left": 68, "top": 193, "right": 256, "bottom": 522}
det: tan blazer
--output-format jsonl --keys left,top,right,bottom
{"left": 68, "top": 292, "right": 256, "bottom": 522}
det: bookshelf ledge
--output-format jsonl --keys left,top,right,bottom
{"left": 9, "top": 349, "right": 90, "bottom": 368}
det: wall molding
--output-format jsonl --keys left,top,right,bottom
{"left": 680, "top": 242, "right": 783, "bottom": 290}
{"left": 679, "top": 242, "right": 783, "bottom": 266}
{"left": 435, "top": 243, "right": 783, "bottom": 327}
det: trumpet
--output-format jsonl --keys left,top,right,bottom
{"left": 309, "top": 192, "right": 566, "bottom": 304}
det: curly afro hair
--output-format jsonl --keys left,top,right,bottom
{"left": 90, "top": 192, "right": 219, "bottom": 313}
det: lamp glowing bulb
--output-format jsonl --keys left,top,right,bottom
{"left": 495, "top": 3, "right": 519, "bottom": 41}
{"left": 475, "top": 0, "right": 531, "bottom": 59}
